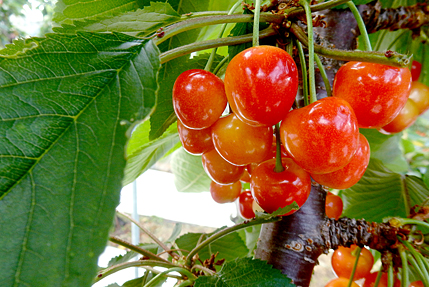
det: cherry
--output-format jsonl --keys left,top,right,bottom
{"left": 362, "top": 272, "right": 401, "bottom": 287}
{"left": 408, "top": 81, "right": 429, "bottom": 115}
{"left": 177, "top": 119, "right": 214, "bottom": 155}
{"left": 224, "top": 45, "right": 298, "bottom": 127}
{"left": 325, "top": 278, "right": 359, "bottom": 287}
{"left": 210, "top": 180, "right": 241, "bottom": 203}
{"left": 325, "top": 193, "right": 343, "bottom": 220}
{"left": 331, "top": 245, "right": 374, "bottom": 280}
{"left": 202, "top": 149, "right": 245, "bottom": 185}
{"left": 333, "top": 61, "right": 411, "bottom": 128}
{"left": 311, "top": 133, "right": 370, "bottom": 189}
{"left": 379, "top": 98, "right": 419, "bottom": 134}
{"left": 173, "top": 69, "right": 227, "bottom": 130}
{"left": 240, "top": 169, "right": 251, "bottom": 183}
{"left": 237, "top": 190, "right": 255, "bottom": 219}
{"left": 211, "top": 113, "right": 273, "bottom": 166}
{"left": 409, "top": 281, "right": 424, "bottom": 287}
{"left": 280, "top": 97, "right": 360, "bottom": 174}
{"left": 411, "top": 60, "right": 422, "bottom": 81}
{"left": 251, "top": 158, "right": 311, "bottom": 215}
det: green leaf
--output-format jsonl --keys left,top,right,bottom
{"left": 270, "top": 202, "right": 300, "bottom": 217}
{"left": 175, "top": 228, "right": 249, "bottom": 263}
{"left": 360, "top": 129, "right": 408, "bottom": 173}
{"left": 194, "top": 257, "right": 294, "bottom": 287}
{"left": 123, "top": 120, "right": 179, "bottom": 186}
{"left": 53, "top": 2, "right": 180, "bottom": 37}
{"left": 342, "top": 159, "right": 429, "bottom": 222}
{"left": 107, "top": 250, "right": 138, "bottom": 267}
{"left": 0, "top": 33, "right": 160, "bottom": 286}
{"left": 170, "top": 147, "right": 211, "bottom": 193}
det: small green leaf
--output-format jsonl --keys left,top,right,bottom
{"left": 194, "top": 257, "right": 294, "bottom": 287}
{"left": 270, "top": 202, "right": 300, "bottom": 217}
{"left": 170, "top": 147, "right": 211, "bottom": 193}
{"left": 107, "top": 251, "right": 138, "bottom": 267}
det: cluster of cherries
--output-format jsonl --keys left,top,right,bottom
{"left": 172, "top": 45, "right": 427, "bottom": 218}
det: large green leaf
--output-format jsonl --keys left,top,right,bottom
{"left": 170, "top": 147, "right": 211, "bottom": 193}
{"left": 342, "top": 159, "right": 429, "bottom": 222}
{"left": 0, "top": 33, "right": 160, "bottom": 286}
{"left": 194, "top": 257, "right": 294, "bottom": 287}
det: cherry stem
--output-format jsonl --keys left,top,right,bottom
{"left": 274, "top": 123, "right": 285, "bottom": 173}
{"left": 212, "top": 55, "right": 229, "bottom": 75}
{"left": 285, "top": 0, "right": 352, "bottom": 17}
{"left": 176, "top": 280, "right": 193, "bottom": 287}
{"left": 296, "top": 40, "right": 309, "bottom": 106}
{"left": 299, "top": 0, "right": 317, "bottom": 104}
{"left": 388, "top": 217, "right": 429, "bottom": 230}
{"left": 399, "top": 245, "right": 410, "bottom": 287}
{"left": 109, "top": 236, "right": 170, "bottom": 263}
{"left": 143, "top": 267, "right": 197, "bottom": 287}
{"left": 401, "top": 240, "right": 429, "bottom": 286}
{"left": 387, "top": 264, "right": 394, "bottom": 287}
{"left": 346, "top": 1, "right": 372, "bottom": 51}
{"left": 253, "top": 0, "right": 262, "bottom": 47}
{"left": 373, "top": 270, "right": 383, "bottom": 287}
{"left": 347, "top": 246, "right": 362, "bottom": 287}
{"left": 314, "top": 54, "right": 332, "bottom": 97}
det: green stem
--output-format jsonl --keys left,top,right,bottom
{"left": 286, "top": 0, "right": 352, "bottom": 17}
{"left": 373, "top": 270, "right": 383, "bottom": 287}
{"left": 154, "top": 13, "right": 283, "bottom": 46}
{"left": 388, "top": 217, "right": 429, "bottom": 230}
{"left": 176, "top": 280, "right": 193, "bottom": 287}
{"left": 185, "top": 216, "right": 281, "bottom": 267}
{"left": 347, "top": 246, "right": 362, "bottom": 287}
{"left": 143, "top": 267, "right": 197, "bottom": 287}
{"left": 94, "top": 260, "right": 177, "bottom": 283}
{"left": 399, "top": 245, "right": 410, "bottom": 287}
{"left": 274, "top": 123, "right": 285, "bottom": 173}
{"left": 299, "top": 0, "right": 317, "bottom": 104}
{"left": 253, "top": 0, "right": 262, "bottom": 47}
{"left": 109, "top": 236, "right": 170, "bottom": 263}
{"left": 346, "top": 1, "right": 372, "bottom": 51}
{"left": 401, "top": 240, "right": 429, "bottom": 287}
{"left": 387, "top": 264, "right": 394, "bottom": 287}
{"left": 212, "top": 55, "right": 229, "bottom": 76}
{"left": 296, "top": 40, "right": 309, "bottom": 106}
{"left": 192, "top": 264, "right": 216, "bottom": 275}
{"left": 314, "top": 54, "right": 332, "bottom": 97}
{"left": 407, "top": 254, "right": 426, "bottom": 285}
{"left": 290, "top": 23, "right": 411, "bottom": 67}
{"left": 160, "top": 27, "right": 277, "bottom": 64}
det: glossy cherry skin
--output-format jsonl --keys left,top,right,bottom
{"left": 333, "top": 61, "right": 412, "bottom": 128}
{"left": 325, "top": 278, "right": 359, "bottom": 287}
{"left": 177, "top": 119, "right": 214, "bottom": 155}
{"left": 311, "top": 133, "right": 370, "bottom": 189}
{"left": 363, "top": 272, "right": 401, "bottom": 287}
{"left": 325, "top": 193, "right": 343, "bottom": 220}
{"left": 212, "top": 114, "right": 273, "bottom": 166}
{"left": 409, "top": 281, "right": 424, "bottom": 287}
{"left": 202, "top": 149, "right": 245, "bottom": 185}
{"left": 173, "top": 69, "right": 227, "bottom": 130}
{"left": 251, "top": 158, "right": 311, "bottom": 215}
{"left": 408, "top": 81, "right": 429, "bottom": 114}
{"left": 379, "top": 98, "right": 419, "bottom": 134}
{"left": 331, "top": 245, "right": 374, "bottom": 280}
{"left": 224, "top": 46, "right": 298, "bottom": 127}
{"left": 280, "top": 97, "right": 360, "bottom": 174}
{"left": 411, "top": 60, "right": 422, "bottom": 81}
{"left": 238, "top": 190, "right": 255, "bottom": 219}
{"left": 210, "top": 180, "right": 241, "bottom": 203}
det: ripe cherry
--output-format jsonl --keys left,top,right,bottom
{"left": 177, "top": 119, "right": 214, "bottom": 155}
{"left": 280, "top": 97, "right": 359, "bottom": 174}
{"left": 409, "top": 281, "right": 424, "bottom": 287}
{"left": 173, "top": 69, "right": 227, "bottom": 130}
{"left": 202, "top": 149, "right": 244, "bottom": 185}
{"left": 224, "top": 46, "right": 298, "bottom": 127}
{"left": 325, "top": 278, "right": 359, "bottom": 287}
{"left": 331, "top": 245, "right": 374, "bottom": 280}
{"left": 363, "top": 272, "right": 401, "bottom": 287}
{"left": 210, "top": 181, "right": 241, "bottom": 203}
{"left": 211, "top": 113, "right": 273, "bottom": 166}
{"left": 333, "top": 61, "right": 411, "bottom": 128}
{"left": 411, "top": 60, "right": 422, "bottom": 81}
{"left": 311, "top": 133, "right": 370, "bottom": 189}
{"left": 325, "top": 193, "right": 343, "bottom": 220}
{"left": 379, "top": 98, "right": 419, "bottom": 134}
{"left": 408, "top": 81, "right": 429, "bottom": 115}
{"left": 240, "top": 169, "right": 251, "bottom": 183}
{"left": 251, "top": 158, "right": 311, "bottom": 215}
{"left": 237, "top": 190, "right": 255, "bottom": 219}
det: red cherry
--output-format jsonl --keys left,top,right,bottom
{"left": 311, "top": 133, "right": 370, "bottom": 189}
{"left": 411, "top": 60, "right": 422, "bottom": 81}
{"left": 363, "top": 272, "right": 401, "bottom": 287}
{"left": 177, "top": 119, "right": 214, "bottom": 155}
{"left": 251, "top": 158, "right": 311, "bottom": 215}
{"left": 238, "top": 190, "right": 255, "bottom": 219}
{"left": 280, "top": 97, "right": 360, "bottom": 174}
{"left": 331, "top": 245, "right": 374, "bottom": 280}
{"left": 379, "top": 98, "right": 419, "bottom": 134}
{"left": 325, "top": 193, "right": 343, "bottom": 220}
{"left": 224, "top": 46, "right": 298, "bottom": 127}
{"left": 173, "top": 69, "right": 227, "bottom": 130}
{"left": 408, "top": 81, "right": 429, "bottom": 115}
{"left": 333, "top": 61, "right": 411, "bottom": 128}
{"left": 240, "top": 169, "right": 251, "bottom": 183}
{"left": 409, "top": 281, "right": 424, "bottom": 287}
{"left": 211, "top": 114, "right": 273, "bottom": 166}
{"left": 202, "top": 149, "right": 245, "bottom": 185}
{"left": 210, "top": 181, "right": 241, "bottom": 203}
{"left": 325, "top": 278, "right": 359, "bottom": 287}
